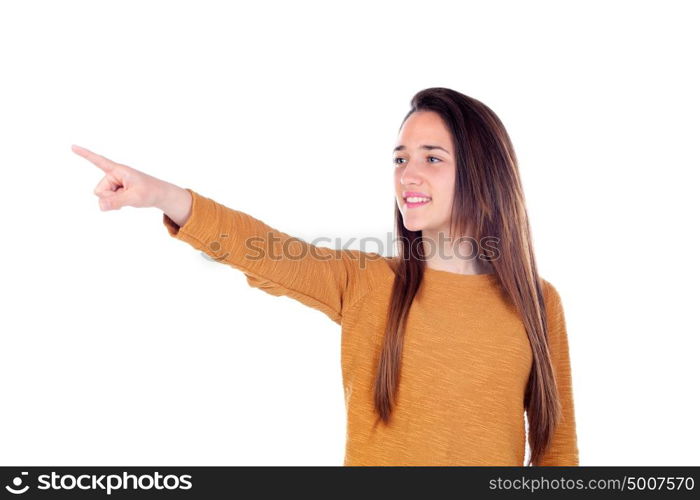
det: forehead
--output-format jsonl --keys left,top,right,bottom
{"left": 395, "top": 110, "right": 452, "bottom": 149}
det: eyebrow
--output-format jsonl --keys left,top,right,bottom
{"left": 393, "top": 144, "right": 451, "bottom": 155}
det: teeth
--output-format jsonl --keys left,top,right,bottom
{"left": 406, "top": 197, "right": 431, "bottom": 203}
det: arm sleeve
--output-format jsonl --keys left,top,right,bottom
{"left": 533, "top": 281, "right": 580, "bottom": 466}
{"left": 161, "top": 188, "right": 380, "bottom": 325}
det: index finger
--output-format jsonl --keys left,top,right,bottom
{"left": 71, "top": 144, "right": 116, "bottom": 173}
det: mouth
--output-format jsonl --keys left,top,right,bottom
{"left": 403, "top": 196, "right": 432, "bottom": 208}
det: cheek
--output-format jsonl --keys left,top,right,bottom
{"left": 432, "top": 195, "right": 451, "bottom": 214}
{"left": 433, "top": 176, "right": 455, "bottom": 212}
{"left": 440, "top": 171, "right": 456, "bottom": 196}
{"left": 428, "top": 171, "right": 454, "bottom": 198}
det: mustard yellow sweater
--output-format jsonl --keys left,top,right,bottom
{"left": 162, "top": 188, "right": 579, "bottom": 466}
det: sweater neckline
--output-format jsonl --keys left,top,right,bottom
{"left": 386, "top": 256, "right": 499, "bottom": 285}
{"left": 423, "top": 266, "right": 498, "bottom": 284}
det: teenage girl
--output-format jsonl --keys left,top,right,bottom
{"left": 74, "top": 87, "right": 579, "bottom": 466}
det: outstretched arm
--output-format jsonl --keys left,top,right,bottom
{"left": 160, "top": 187, "right": 383, "bottom": 325}
{"left": 72, "top": 144, "right": 382, "bottom": 326}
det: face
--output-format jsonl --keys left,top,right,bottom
{"left": 393, "top": 110, "right": 456, "bottom": 235}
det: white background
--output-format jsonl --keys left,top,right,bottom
{"left": 1, "top": 0, "right": 698, "bottom": 466}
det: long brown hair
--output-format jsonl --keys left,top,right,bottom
{"left": 373, "top": 87, "right": 560, "bottom": 466}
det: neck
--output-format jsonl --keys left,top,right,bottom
{"left": 420, "top": 227, "right": 495, "bottom": 275}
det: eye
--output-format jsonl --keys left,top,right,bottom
{"left": 393, "top": 156, "right": 442, "bottom": 165}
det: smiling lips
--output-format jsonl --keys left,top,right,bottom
{"left": 403, "top": 192, "right": 432, "bottom": 209}
{"left": 405, "top": 199, "right": 431, "bottom": 208}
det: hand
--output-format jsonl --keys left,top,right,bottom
{"left": 72, "top": 144, "right": 169, "bottom": 211}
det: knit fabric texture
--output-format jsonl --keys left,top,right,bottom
{"left": 162, "top": 188, "right": 579, "bottom": 466}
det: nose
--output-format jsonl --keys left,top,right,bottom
{"left": 398, "top": 158, "right": 424, "bottom": 187}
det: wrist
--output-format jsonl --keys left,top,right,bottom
{"left": 158, "top": 183, "right": 192, "bottom": 227}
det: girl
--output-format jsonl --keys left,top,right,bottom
{"left": 74, "top": 87, "right": 579, "bottom": 466}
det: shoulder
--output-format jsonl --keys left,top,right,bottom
{"left": 342, "top": 250, "right": 396, "bottom": 275}
{"left": 368, "top": 253, "right": 399, "bottom": 286}
{"left": 342, "top": 250, "right": 397, "bottom": 289}
{"left": 539, "top": 277, "right": 567, "bottom": 327}
{"left": 338, "top": 251, "right": 396, "bottom": 314}
{"left": 538, "top": 277, "right": 570, "bottom": 344}
{"left": 540, "top": 277, "right": 563, "bottom": 308}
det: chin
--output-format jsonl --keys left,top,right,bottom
{"left": 401, "top": 219, "right": 426, "bottom": 233}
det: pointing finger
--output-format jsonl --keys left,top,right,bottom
{"left": 72, "top": 144, "right": 116, "bottom": 173}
